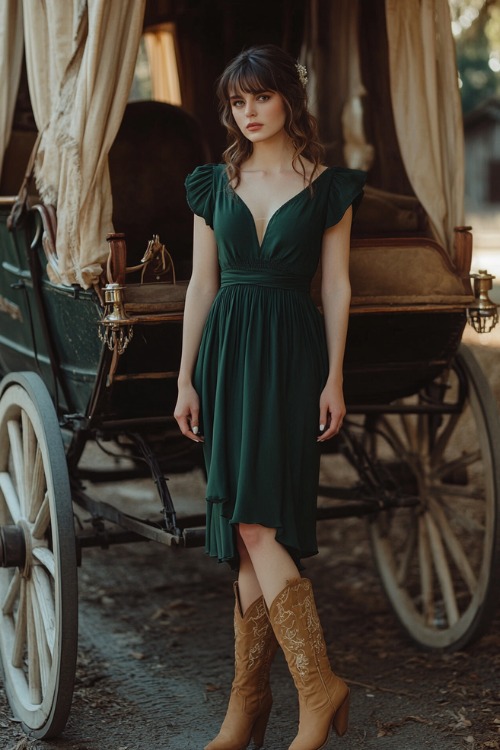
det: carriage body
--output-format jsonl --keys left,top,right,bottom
{"left": 1, "top": 0, "right": 499, "bottom": 740}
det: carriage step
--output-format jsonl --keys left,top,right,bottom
{"left": 182, "top": 527, "right": 206, "bottom": 547}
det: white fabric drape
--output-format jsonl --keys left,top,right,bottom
{"left": 144, "top": 26, "right": 182, "bottom": 106}
{"left": 340, "top": 0, "right": 374, "bottom": 171}
{"left": 300, "top": 0, "right": 374, "bottom": 171}
{"left": 386, "top": 0, "right": 464, "bottom": 255}
{"left": 22, "top": 1, "right": 82, "bottom": 133}
{"left": 0, "top": 1, "right": 24, "bottom": 184}
{"left": 23, "top": 0, "right": 145, "bottom": 288}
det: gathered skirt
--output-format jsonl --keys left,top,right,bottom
{"left": 194, "top": 278, "right": 328, "bottom": 568}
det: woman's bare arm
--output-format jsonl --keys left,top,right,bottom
{"left": 317, "top": 206, "right": 352, "bottom": 442}
{"left": 174, "top": 215, "right": 219, "bottom": 441}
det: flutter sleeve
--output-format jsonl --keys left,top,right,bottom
{"left": 325, "top": 167, "right": 367, "bottom": 230}
{"left": 185, "top": 164, "right": 216, "bottom": 229}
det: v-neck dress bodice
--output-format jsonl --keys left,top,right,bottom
{"left": 185, "top": 163, "right": 366, "bottom": 567}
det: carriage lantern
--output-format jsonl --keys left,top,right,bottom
{"left": 467, "top": 270, "right": 499, "bottom": 334}
{"left": 98, "top": 282, "right": 134, "bottom": 354}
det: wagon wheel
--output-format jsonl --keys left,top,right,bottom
{"left": 367, "top": 344, "right": 500, "bottom": 650}
{"left": 0, "top": 372, "right": 77, "bottom": 737}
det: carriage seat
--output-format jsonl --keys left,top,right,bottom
{"left": 105, "top": 232, "right": 472, "bottom": 324}
{"left": 352, "top": 185, "right": 430, "bottom": 238}
{"left": 312, "top": 235, "right": 473, "bottom": 313}
{"left": 349, "top": 237, "right": 472, "bottom": 305}
{"left": 101, "top": 100, "right": 211, "bottom": 317}
{"left": 344, "top": 183, "right": 474, "bottom": 310}
{"left": 108, "top": 100, "right": 210, "bottom": 283}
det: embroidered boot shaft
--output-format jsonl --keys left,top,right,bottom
{"left": 268, "top": 578, "right": 349, "bottom": 750}
{"left": 204, "top": 583, "right": 279, "bottom": 750}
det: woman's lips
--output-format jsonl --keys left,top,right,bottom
{"left": 246, "top": 123, "right": 263, "bottom": 131}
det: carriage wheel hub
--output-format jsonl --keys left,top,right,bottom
{"left": 0, "top": 525, "right": 27, "bottom": 568}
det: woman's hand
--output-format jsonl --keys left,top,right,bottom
{"left": 317, "top": 378, "right": 346, "bottom": 442}
{"left": 174, "top": 384, "right": 204, "bottom": 442}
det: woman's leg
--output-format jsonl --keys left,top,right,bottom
{"left": 235, "top": 528, "right": 264, "bottom": 613}
{"left": 204, "top": 527, "right": 279, "bottom": 750}
{"left": 267, "top": 578, "right": 350, "bottom": 750}
{"left": 237, "top": 524, "right": 349, "bottom": 750}
{"left": 237, "top": 523, "right": 300, "bottom": 606}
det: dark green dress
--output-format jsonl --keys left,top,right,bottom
{"left": 185, "top": 164, "right": 365, "bottom": 567}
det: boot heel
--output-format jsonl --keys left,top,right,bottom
{"left": 251, "top": 700, "right": 272, "bottom": 747}
{"left": 332, "top": 691, "right": 350, "bottom": 737}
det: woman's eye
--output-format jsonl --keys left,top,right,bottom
{"left": 232, "top": 100, "right": 244, "bottom": 108}
{"left": 257, "top": 95, "right": 270, "bottom": 102}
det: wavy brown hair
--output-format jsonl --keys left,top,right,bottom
{"left": 216, "top": 45, "right": 324, "bottom": 189}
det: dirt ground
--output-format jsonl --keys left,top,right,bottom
{"left": 1, "top": 327, "right": 500, "bottom": 750}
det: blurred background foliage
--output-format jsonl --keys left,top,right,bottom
{"left": 450, "top": 0, "right": 500, "bottom": 113}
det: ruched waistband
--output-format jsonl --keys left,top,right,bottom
{"left": 220, "top": 268, "right": 310, "bottom": 292}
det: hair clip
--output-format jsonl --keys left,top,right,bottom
{"left": 295, "top": 62, "right": 308, "bottom": 88}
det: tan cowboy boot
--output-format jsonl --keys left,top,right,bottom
{"left": 205, "top": 583, "right": 279, "bottom": 750}
{"left": 268, "top": 578, "right": 349, "bottom": 750}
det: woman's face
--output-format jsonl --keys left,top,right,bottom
{"left": 229, "top": 89, "right": 287, "bottom": 144}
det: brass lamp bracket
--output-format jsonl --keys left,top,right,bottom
{"left": 98, "top": 283, "right": 134, "bottom": 354}
{"left": 467, "top": 270, "right": 499, "bottom": 334}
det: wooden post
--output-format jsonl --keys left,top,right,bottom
{"left": 453, "top": 226, "right": 473, "bottom": 294}
{"left": 106, "top": 232, "right": 127, "bottom": 285}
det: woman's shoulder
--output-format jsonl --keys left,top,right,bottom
{"left": 185, "top": 164, "right": 226, "bottom": 227}
{"left": 185, "top": 163, "right": 225, "bottom": 200}
{"left": 323, "top": 166, "right": 367, "bottom": 227}
{"left": 307, "top": 164, "right": 365, "bottom": 191}
{"left": 322, "top": 165, "right": 367, "bottom": 200}
{"left": 185, "top": 163, "right": 225, "bottom": 186}
{"left": 328, "top": 165, "right": 367, "bottom": 188}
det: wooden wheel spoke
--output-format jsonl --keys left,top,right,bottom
{"left": 32, "top": 493, "right": 51, "bottom": 540}
{"left": 31, "top": 567, "right": 56, "bottom": 657}
{"left": 418, "top": 515, "right": 434, "bottom": 625}
{"left": 431, "top": 484, "right": 485, "bottom": 502}
{"left": 431, "top": 412, "right": 461, "bottom": 467}
{"left": 416, "top": 412, "right": 428, "bottom": 456}
{"left": 428, "top": 498, "right": 477, "bottom": 594}
{"left": 7, "top": 419, "right": 25, "bottom": 513}
{"left": 0, "top": 471, "right": 22, "bottom": 523}
{"left": 400, "top": 412, "right": 418, "bottom": 452}
{"left": 22, "top": 411, "right": 37, "bottom": 518}
{"left": 377, "top": 417, "right": 415, "bottom": 465}
{"left": 33, "top": 547, "right": 56, "bottom": 579}
{"left": 433, "top": 450, "right": 481, "bottom": 481}
{"left": 26, "top": 582, "right": 42, "bottom": 704}
{"left": 425, "top": 514, "right": 460, "bottom": 627}
{"left": 12, "top": 578, "right": 27, "bottom": 669}
{"left": 432, "top": 491, "right": 486, "bottom": 533}
{"left": 30, "top": 579, "right": 52, "bottom": 691}
{"left": 28, "top": 447, "right": 46, "bottom": 524}
{"left": 2, "top": 570, "right": 21, "bottom": 615}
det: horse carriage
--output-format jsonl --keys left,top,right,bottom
{"left": 1, "top": 0, "right": 499, "bottom": 739}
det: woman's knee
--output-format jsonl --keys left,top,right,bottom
{"left": 237, "top": 523, "right": 275, "bottom": 550}
{"left": 236, "top": 530, "right": 251, "bottom": 559}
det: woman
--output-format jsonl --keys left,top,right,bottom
{"left": 174, "top": 44, "right": 365, "bottom": 750}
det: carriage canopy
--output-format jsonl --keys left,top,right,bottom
{"left": 0, "top": 0, "right": 464, "bottom": 287}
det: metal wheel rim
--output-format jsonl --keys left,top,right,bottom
{"left": 0, "top": 374, "right": 77, "bottom": 736}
